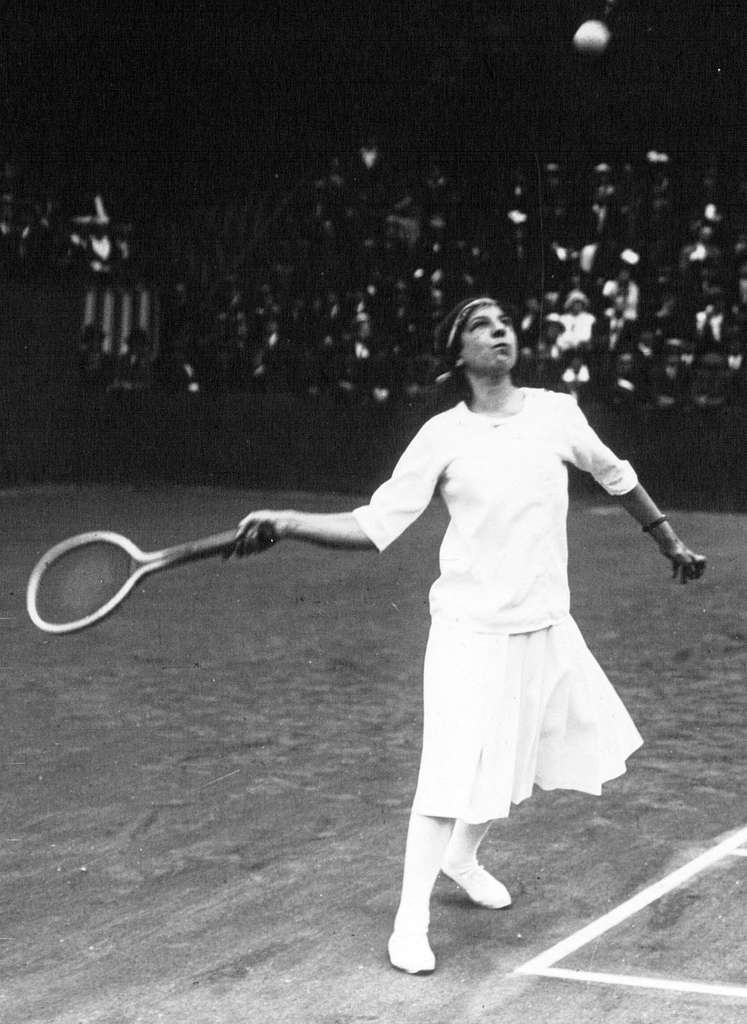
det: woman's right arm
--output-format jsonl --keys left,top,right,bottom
{"left": 231, "top": 509, "right": 376, "bottom": 556}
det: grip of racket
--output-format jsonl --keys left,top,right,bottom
{"left": 229, "top": 520, "right": 277, "bottom": 558}
{"left": 255, "top": 521, "right": 277, "bottom": 551}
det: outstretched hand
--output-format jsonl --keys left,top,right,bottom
{"left": 660, "top": 539, "right": 707, "bottom": 584}
{"left": 223, "top": 513, "right": 279, "bottom": 559}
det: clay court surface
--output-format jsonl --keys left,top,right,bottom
{"left": 2, "top": 484, "right": 745, "bottom": 1024}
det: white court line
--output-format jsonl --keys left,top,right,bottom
{"left": 514, "top": 824, "right": 747, "bottom": 998}
{"left": 727, "top": 848, "right": 747, "bottom": 858}
{"left": 531, "top": 967, "right": 747, "bottom": 1001}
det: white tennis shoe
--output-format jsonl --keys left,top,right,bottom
{"left": 387, "top": 930, "right": 436, "bottom": 974}
{"left": 442, "top": 862, "right": 512, "bottom": 909}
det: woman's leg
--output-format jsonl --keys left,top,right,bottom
{"left": 389, "top": 811, "right": 454, "bottom": 973}
{"left": 442, "top": 819, "right": 511, "bottom": 909}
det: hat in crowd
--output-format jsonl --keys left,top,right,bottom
{"left": 552, "top": 243, "right": 569, "bottom": 262}
{"left": 646, "top": 150, "right": 670, "bottom": 164}
{"left": 594, "top": 163, "right": 612, "bottom": 174}
{"left": 620, "top": 248, "right": 640, "bottom": 266}
{"left": 563, "top": 289, "right": 590, "bottom": 311}
{"left": 507, "top": 209, "right": 527, "bottom": 224}
{"left": 704, "top": 203, "right": 723, "bottom": 223}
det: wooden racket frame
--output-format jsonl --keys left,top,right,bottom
{"left": 26, "top": 528, "right": 238, "bottom": 635}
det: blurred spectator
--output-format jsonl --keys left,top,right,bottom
{"left": 642, "top": 155, "right": 676, "bottom": 270}
{"left": 691, "top": 351, "right": 731, "bottom": 409}
{"left": 600, "top": 292, "right": 638, "bottom": 355}
{"left": 539, "top": 162, "right": 569, "bottom": 244}
{"left": 109, "top": 326, "right": 154, "bottom": 391}
{"left": 501, "top": 207, "right": 538, "bottom": 302}
{"left": 650, "top": 344, "right": 690, "bottom": 409}
{"left": 157, "top": 281, "right": 200, "bottom": 390}
{"left": 560, "top": 352, "right": 591, "bottom": 405}
{"left": 694, "top": 287, "right": 728, "bottom": 350}
{"left": 724, "top": 329, "right": 746, "bottom": 405}
{"left": 519, "top": 295, "right": 543, "bottom": 347}
{"left": 69, "top": 195, "right": 126, "bottom": 274}
{"left": 539, "top": 313, "right": 564, "bottom": 356}
{"left": 731, "top": 261, "right": 747, "bottom": 330}
{"left": 616, "top": 162, "right": 642, "bottom": 249}
{"left": 677, "top": 337, "right": 698, "bottom": 394}
{"left": 255, "top": 316, "right": 295, "bottom": 391}
{"left": 652, "top": 277, "right": 687, "bottom": 341}
{"left": 632, "top": 328, "right": 658, "bottom": 390}
{"left": 77, "top": 323, "right": 113, "bottom": 386}
{"left": 521, "top": 316, "right": 564, "bottom": 390}
{"left": 0, "top": 202, "right": 19, "bottom": 262}
{"left": 557, "top": 290, "right": 596, "bottom": 353}
{"left": 678, "top": 219, "right": 722, "bottom": 280}
{"left": 602, "top": 253, "right": 640, "bottom": 322}
{"left": 610, "top": 351, "right": 645, "bottom": 408}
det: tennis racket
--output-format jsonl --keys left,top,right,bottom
{"left": 26, "top": 523, "right": 276, "bottom": 635}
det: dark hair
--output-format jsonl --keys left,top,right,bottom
{"left": 435, "top": 297, "right": 490, "bottom": 363}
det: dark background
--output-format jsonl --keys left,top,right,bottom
{"left": 2, "top": 0, "right": 745, "bottom": 211}
{"left": 1, "top": 1, "right": 744, "bottom": 509}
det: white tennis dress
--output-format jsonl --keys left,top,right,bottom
{"left": 353, "top": 388, "right": 644, "bottom": 823}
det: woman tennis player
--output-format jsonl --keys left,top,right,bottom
{"left": 230, "top": 296, "right": 706, "bottom": 975}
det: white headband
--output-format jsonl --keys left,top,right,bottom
{"left": 446, "top": 298, "right": 495, "bottom": 349}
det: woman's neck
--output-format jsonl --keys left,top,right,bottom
{"left": 466, "top": 375, "right": 522, "bottom": 416}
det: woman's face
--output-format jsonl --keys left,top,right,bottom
{"left": 458, "top": 303, "right": 518, "bottom": 377}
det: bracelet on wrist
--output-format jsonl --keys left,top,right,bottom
{"left": 642, "top": 514, "right": 669, "bottom": 534}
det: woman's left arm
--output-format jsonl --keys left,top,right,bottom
{"left": 561, "top": 398, "right": 706, "bottom": 584}
{"left": 615, "top": 483, "right": 707, "bottom": 584}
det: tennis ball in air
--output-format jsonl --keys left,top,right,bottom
{"left": 572, "top": 19, "right": 611, "bottom": 55}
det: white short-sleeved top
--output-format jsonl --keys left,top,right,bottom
{"left": 352, "top": 388, "right": 637, "bottom": 634}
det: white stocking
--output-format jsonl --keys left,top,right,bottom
{"left": 392, "top": 811, "right": 454, "bottom": 935}
{"left": 442, "top": 819, "right": 493, "bottom": 872}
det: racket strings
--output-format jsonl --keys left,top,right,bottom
{"left": 33, "top": 541, "right": 133, "bottom": 626}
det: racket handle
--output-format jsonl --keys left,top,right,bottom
{"left": 228, "top": 520, "right": 277, "bottom": 558}
{"left": 157, "top": 529, "right": 240, "bottom": 567}
{"left": 152, "top": 522, "right": 277, "bottom": 568}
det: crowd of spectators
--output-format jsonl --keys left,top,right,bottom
{"left": 154, "top": 141, "right": 747, "bottom": 412}
{"left": 3, "top": 143, "right": 746, "bottom": 411}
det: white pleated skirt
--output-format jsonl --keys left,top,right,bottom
{"left": 412, "top": 615, "right": 643, "bottom": 824}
